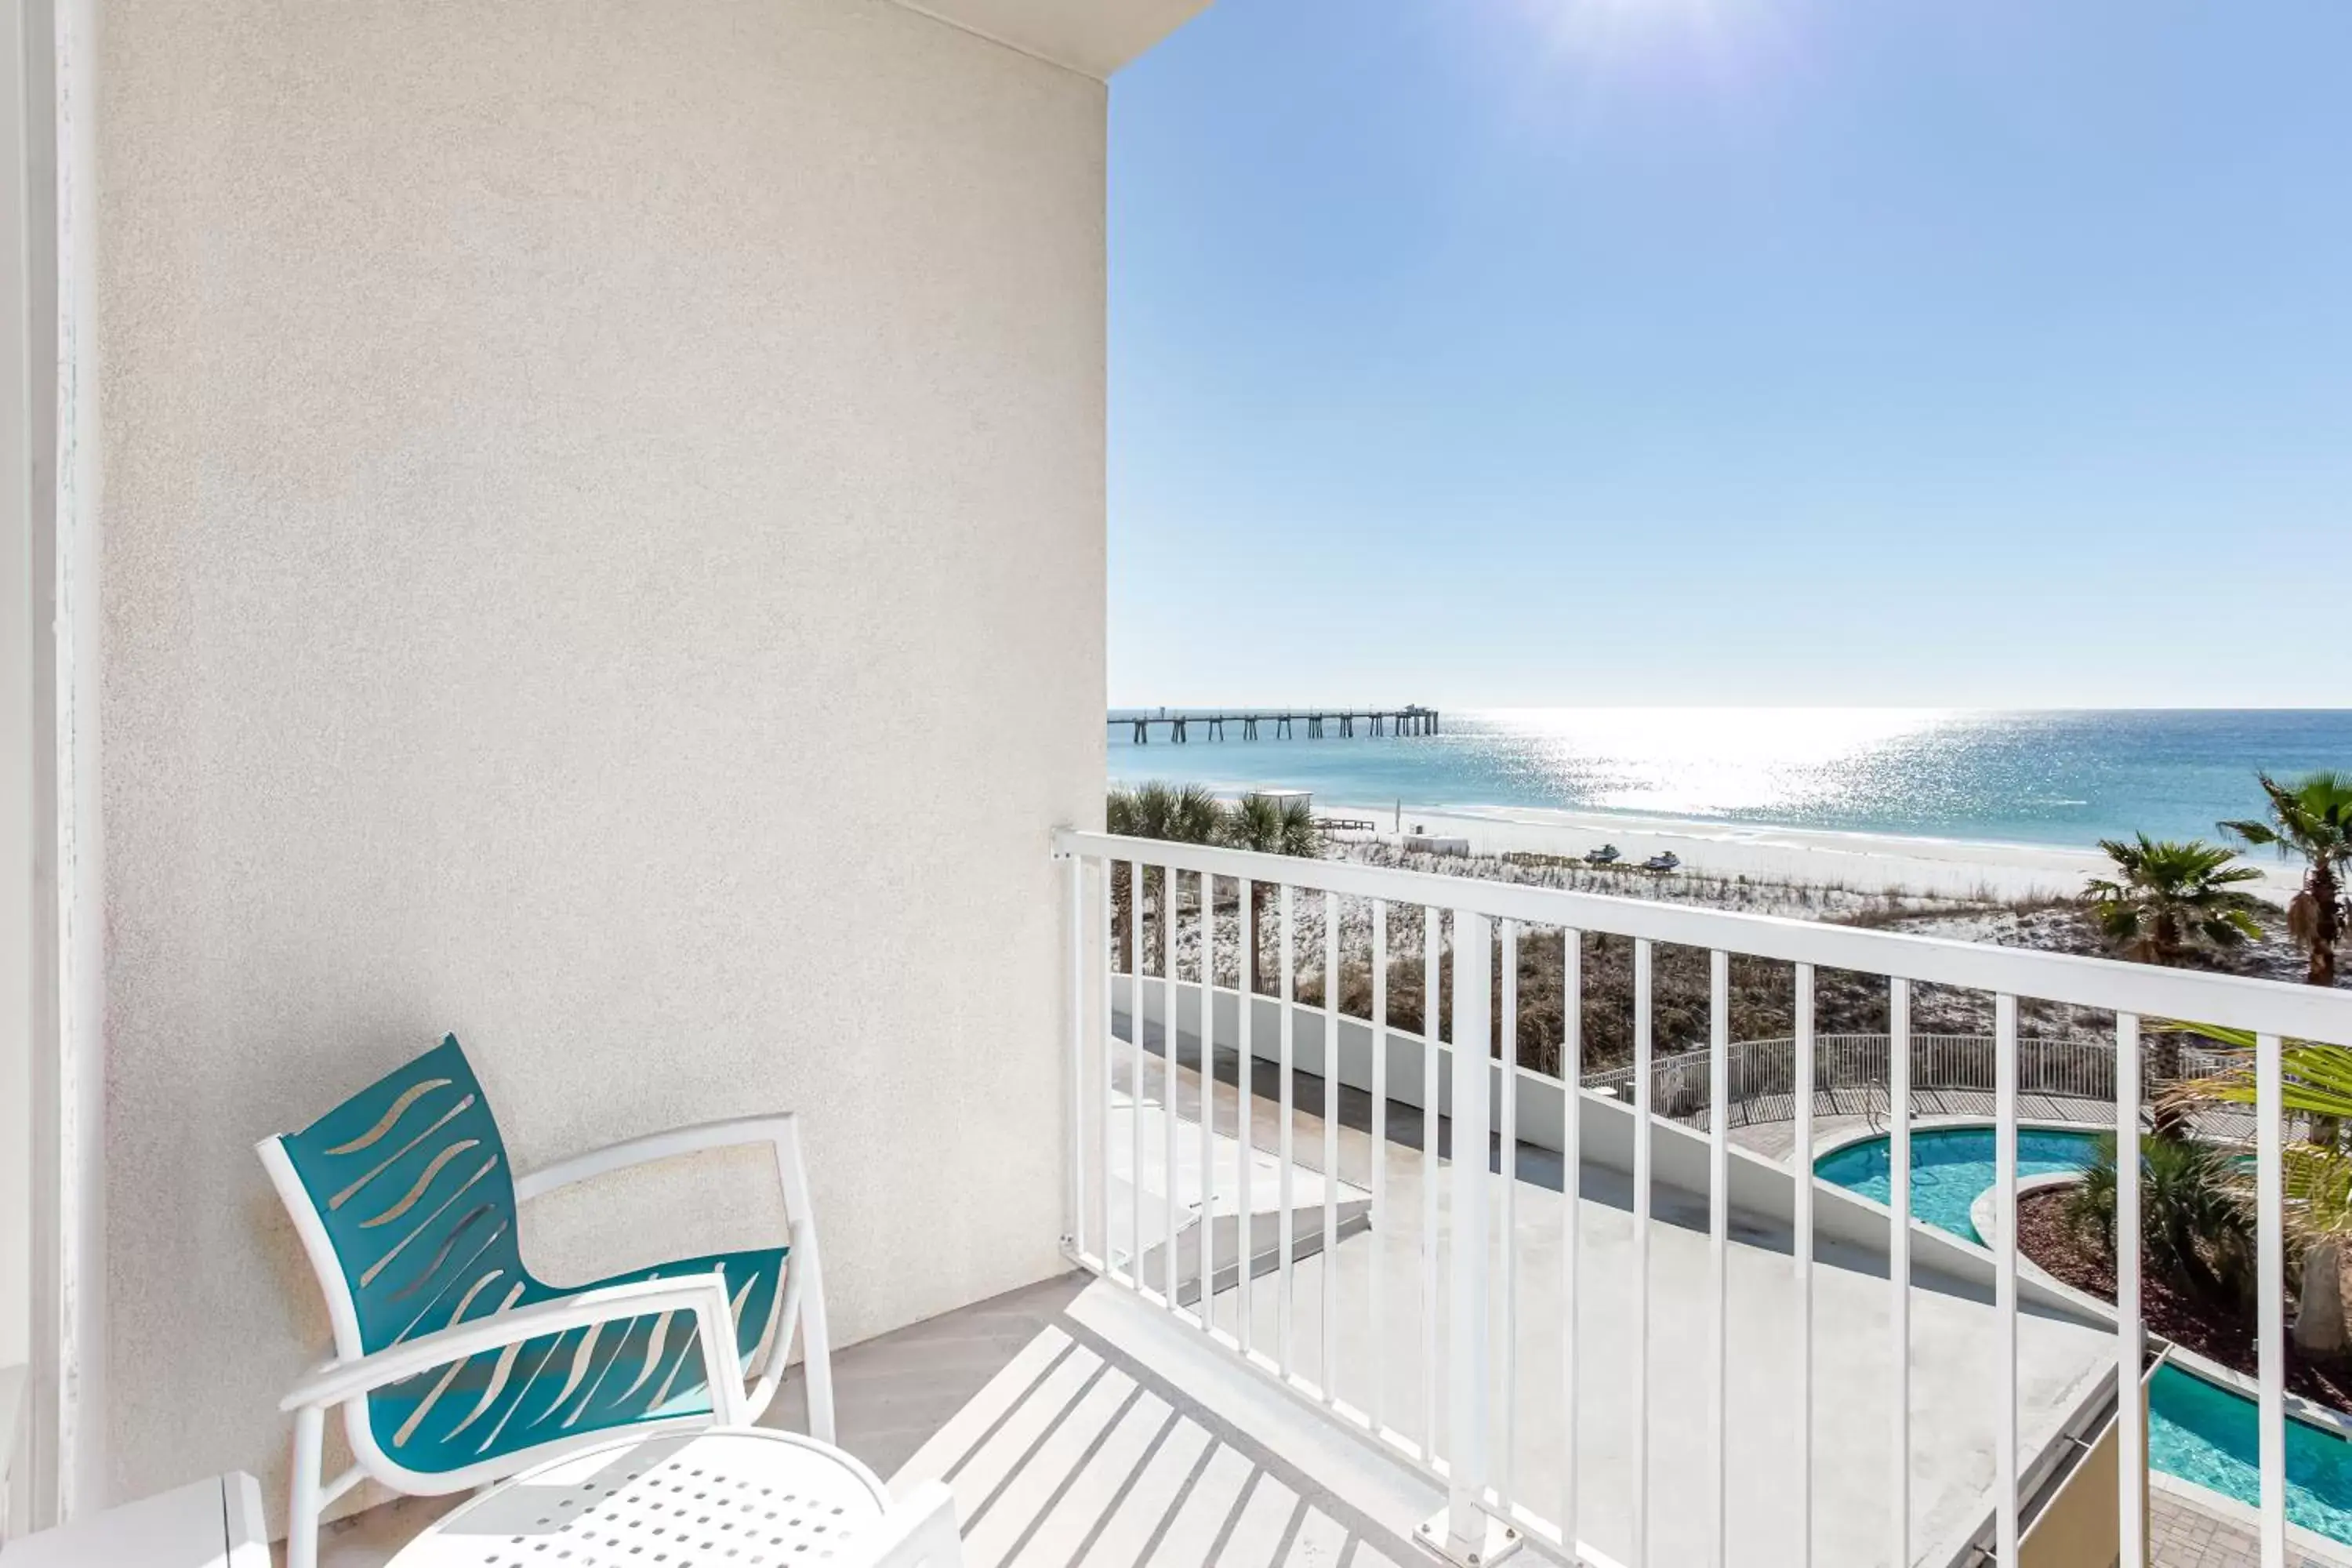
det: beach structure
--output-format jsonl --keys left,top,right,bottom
{"left": 1120, "top": 706, "right": 1440, "bottom": 742}
{"left": 4, "top": 6, "right": 2351, "bottom": 1568}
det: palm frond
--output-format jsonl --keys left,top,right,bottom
{"left": 2220, "top": 817, "right": 2284, "bottom": 850}
{"left": 2183, "top": 1038, "right": 2352, "bottom": 1123}
{"left": 2282, "top": 1143, "right": 2352, "bottom": 1240}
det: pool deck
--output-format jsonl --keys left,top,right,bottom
{"left": 2150, "top": 1486, "right": 2346, "bottom": 1568}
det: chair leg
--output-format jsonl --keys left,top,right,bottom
{"left": 804, "top": 1323, "right": 836, "bottom": 1445}
{"left": 770, "top": 1124, "right": 837, "bottom": 1443}
{"left": 286, "top": 1406, "right": 325, "bottom": 1568}
{"left": 799, "top": 1246, "right": 836, "bottom": 1444}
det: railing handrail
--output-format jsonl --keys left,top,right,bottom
{"left": 1056, "top": 828, "right": 2352, "bottom": 1047}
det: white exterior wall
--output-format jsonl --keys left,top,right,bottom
{"left": 94, "top": 0, "right": 1105, "bottom": 1519}
{"left": 0, "top": 0, "right": 31, "bottom": 1392}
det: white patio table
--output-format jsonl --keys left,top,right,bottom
{"left": 385, "top": 1427, "right": 893, "bottom": 1568}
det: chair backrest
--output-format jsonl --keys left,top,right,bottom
{"left": 857, "top": 1481, "right": 964, "bottom": 1568}
{"left": 263, "top": 1035, "right": 525, "bottom": 1359}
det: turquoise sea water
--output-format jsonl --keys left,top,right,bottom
{"left": 1106, "top": 708, "right": 2352, "bottom": 850}
{"left": 1813, "top": 1127, "right": 2352, "bottom": 1544}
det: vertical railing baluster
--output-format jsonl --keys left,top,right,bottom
{"left": 1633, "top": 938, "right": 1654, "bottom": 1568}
{"left": 1562, "top": 928, "right": 1583, "bottom": 1561}
{"left": 1708, "top": 949, "right": 1729, "bottom": 1568}
{"left": 1130, "top": 858, "right": 1145, "bottom": 1290}
{"left": 2117, "top": 1013, "right": 2143, "bottom": 1568}
{"left": 1322, "top": 890, "right": 1340, "bottom": 1403}
{"left": 1795, "top": 963, "right": 1815, "bottom": 1567}
{"left": 1441, "top": 911, "right": 1494, "bottom": 1561}
{"left": 1995, "top": 993, "right": 2020, "bottom": 1563}
{"left": 2258, "top": 1030, "right": 2285, "bottom": 1568}
{"left": 1422, "top": 906, "right": 1442, "bottom": 1464}
{"left": 1372, "top": 899, "right": 1389, "bottom": 1439}
{"left": 1067, "top": 852, "right": 1084, "bottom": 1257}
{"left": 1239, "top": 878, "right": 1255, "bottom": 1360}
{"left": 1890, "top": 978, "right": 1911, "bottom": 1568}
{"left": 1499, "top": 920, "right": 1519, "bottom": 1508}
{"left": 1101, "top": 858, "right": 1115, "bottom": 1276}
{"left": 1200, "top": 869, "right": 1218, "bottom": 1334}
{"left": 1165, "top": 862, "right": 1181, "bottom": 1313}
{"left": 1279, "top": 884, "right": 1297, "bottom": 1381}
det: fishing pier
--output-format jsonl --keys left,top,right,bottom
{"left": 1113, "top": 706, "right": 1440, "bottom": 743}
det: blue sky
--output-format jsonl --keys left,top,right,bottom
{"left": 1106, "top": 0, "right": 2352, "bottom": 710}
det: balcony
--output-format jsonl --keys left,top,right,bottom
{"left": 292, "top": 829, "right": 2352, "bottom": 1568}
{"left": 67, "top": 830, "right": 2344, "bottom": 1568}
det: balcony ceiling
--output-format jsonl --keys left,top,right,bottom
{"left": 903, "top": 0, "right": 1213, "bottom": 78}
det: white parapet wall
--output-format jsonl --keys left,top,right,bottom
{"left": 1110, "top": 973, "right": 2103, "bottom": 1318}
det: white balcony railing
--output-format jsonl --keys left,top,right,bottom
{"left": 1054, "top": 829, "right": 2352, "bottom": 1568}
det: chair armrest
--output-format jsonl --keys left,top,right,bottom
{"left": 281, "top": 1272, "right": 746, "bottom": 1419}
{"left": 514, "top": 1114, "right": 798, "bottom": 1203}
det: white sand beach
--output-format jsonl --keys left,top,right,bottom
{"left": 1315, "top": 800, "right": 2305, "bottom": 906}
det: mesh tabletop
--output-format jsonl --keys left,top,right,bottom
{"left": 387, "top": 1428, "right": 891, "bottom": 1568}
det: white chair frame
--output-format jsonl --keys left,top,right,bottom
{"left": 863, "top": 1480, "right": 966, "bottom": 1568}
{"left": 260, "top": 1112, "right": 834, "bottom": 1568}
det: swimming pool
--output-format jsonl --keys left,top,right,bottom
{"left": 1813, "top": 1123, "right": 2352, "bottom": 1548}
{"left": 1809, "top": 1125, "right": 2105, "bottom": 1245}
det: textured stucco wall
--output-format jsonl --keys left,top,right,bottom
{"left": 906, "top": 0, "right": 1211, "bottom": 76}
{"left": 1, "top": 0, "right": 31, "bottom": 1388}
{"left": 96, "top": 0, "right": 1104, "bottom": 1518}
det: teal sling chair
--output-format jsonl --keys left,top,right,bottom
{"left": 259, "top": 1035, "right": 834, "bottom": 1568}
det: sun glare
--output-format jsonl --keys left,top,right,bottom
{"left": 1501, "top": 0, "right": 1786, "bottom": 100}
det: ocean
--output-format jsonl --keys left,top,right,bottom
{"left": 1105, "top": 709, "right": 2352, "bottom": 851}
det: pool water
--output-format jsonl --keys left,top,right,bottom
{"left": 1809, "top": 1125, "right": 2105, "bottom": 1244}
{"left": 1813, "top": 1123, "right": 2352, "bottom": 1547}
{"left": 2147, "top": 1365, "right": 2352, "bottom": 1544}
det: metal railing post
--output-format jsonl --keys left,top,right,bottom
{"left": 1420, "top": 909, "right": 1517, "bottom": 1564}
{"left": 1445, "top": 909, "right": 1492, "bottom": 1557}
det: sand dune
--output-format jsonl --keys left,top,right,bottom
{"left": 1317, "top": 800, "right": 2303, "bottom": 906}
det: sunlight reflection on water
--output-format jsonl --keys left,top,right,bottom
{"left": 1104, "top": 708, "right": 2352, "bottom": 848}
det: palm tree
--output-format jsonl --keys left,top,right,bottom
{"left": 2086, "top": 835, "right": 2264, "bottom": 1131}
{"left": 2085, "top": 834, "right": 2264, "bottom": 967}
{"left": 1105, "top": 782, "right": 1228, "bottom": 973}
{"left": 2220, "top": 771, "right": 2352, "bottom": 988}
{"left": 1220, "top": 792, "right": 1323, "bottom": 997}
{"left": 1109, "top": 780, "right": 1223, "bottom": 843}
{"left": 2065, "top": 1131, "right": 2255, "bottom": 1310}
{"left": 2185, "top": 1040, "right": 2352, "bottom": 1354}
